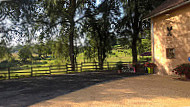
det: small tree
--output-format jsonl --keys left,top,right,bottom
{"left": 0, "top": 40, "right": 12, "bottom": 60}
{"left": 138, "top": 38, "right": 151, "bottom": 55}
{"left": 18, "top": 46, "right": 32, "bottom": 62}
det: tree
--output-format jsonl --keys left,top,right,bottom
{"left": 0, "top": 40, "right": 12, "bottom": 60}
{"left": 34, "top": 43, "right": 43, "bottom": 58}
{"left": 117, "top": 0, "right": 166, "bottom": 63}
{"left": 0, "top": 0, "right": 42, "bottom": 43}
{"left": 33, "top": 40, "right": 53, "bottom": 58}
{"left": 138, "top": 39, "right": 151, "bottom": 54}
{"left": 18, "top": 46, "right": 32, "bottom": 62}
{"left": 1, "top": 0, "right": 87, "bottom": 69}
{"left": 83, "top": 0, "right": 120, "bottom": 69}
{"left": 43, "top": 0, "right": 89, "bottom": 70}
{"left": 83, "top": 33, "right": 97, "bottom": 62}
{"left": 137, "top": 30, "right": 151, "bottom": 55}
{"left": 53, "top": 37, "right": 70, "bottom": 62}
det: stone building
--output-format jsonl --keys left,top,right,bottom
{"left": 145, "top": 0, "right": 190, "bottom": 75}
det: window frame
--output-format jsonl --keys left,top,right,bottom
{"left": 166, "top": 48, "right": 175, "bottom": 59}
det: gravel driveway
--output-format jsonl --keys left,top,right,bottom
{"left": 1, "top": 72, "right": 190, "bottom": 107}
{"left": 30, "top": 74, "right": 190, "bottom": 107}
{"left": 0, "top": 71, "right": 139, "bottom": 107}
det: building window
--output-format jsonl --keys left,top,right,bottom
{"left": 166, "top": 48, "right": 175, "bottom": 59}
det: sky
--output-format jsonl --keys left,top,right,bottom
{"left": 97, "top": 0, "right": 100, "bottom": 5}
{"left": 0, "top": 0, "right": 105, "bottom": 47}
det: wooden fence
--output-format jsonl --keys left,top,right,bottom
{"left": 0, "top": 61, "right": 146, "bottom": 80}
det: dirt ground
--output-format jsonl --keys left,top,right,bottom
{"left": 0, "top": 71, "right": 139, "bottom": 107}
{"left": 1, "top": 72, "right": 190, "bottom": 107}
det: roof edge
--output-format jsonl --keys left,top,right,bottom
{"left": 144, "top": 0, "right": 190, "bottom": 20}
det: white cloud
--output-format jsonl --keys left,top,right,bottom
{"left": 96, "top": 0, "right": 101, "bottom": 6}
{"left": 0, "top": 0, "right": 11, "bottom": 1}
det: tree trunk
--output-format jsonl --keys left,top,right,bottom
{"left": 98, "top": 47, "right": 103, "bottom": 70}
{"left": 69, "top": 20, "right": 75, "bottom": 71}
{"left": 132, "top": 37, "right": 138, "bottom": 63}
{"left": 99, "top": 61, "right": 103, "bottom": 70}
{"left": 132, "top": 0, "right": 139, "bottom": 63}
{"left": 98, "top": 54, "right": 103, "bottom": 70}
{"left": 99, "top": 32, "right": 104, "bottom": 70}
{"left": 69, "top": 0, "right": 76, "bottom": 71}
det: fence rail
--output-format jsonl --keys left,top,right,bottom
{"left": 0, "top": 61, "right": 146, "bottom": 80}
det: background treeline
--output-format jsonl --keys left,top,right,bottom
{"left": 0, "top": 0, "right": 166, "bottom": 70}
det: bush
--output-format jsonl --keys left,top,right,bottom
{"left": 144, "top": 62, "right": 157, "bottom": 67}
{"left": 42, "top": 61, "right": 48, "bottom": 64}
{"left": 33, "top": 57, "right": 42, "bottom": 60}
{"left": 0, "top": 59, "right": 20, "bottom": 69}
{"left": 135, "top": 63, "right": 145, "bottom": 68}
{"left": 116, "top": 61, "right": 123, "bottom": 70}
{"left": 133, "top": 63, "right": 146, "bottom": 73}
{"left": 172, "top": 63, "right": 190, "bottom": 75}
{"left": 18, "top": 46, "right": 32, "bottom": 62}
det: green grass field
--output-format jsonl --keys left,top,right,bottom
{"left": 0, "top": 49, "right": 151, "bottom": 80}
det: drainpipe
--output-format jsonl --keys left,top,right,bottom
{"left": 151, "top": 20, "right": 155, "bottom": 63}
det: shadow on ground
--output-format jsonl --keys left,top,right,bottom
{"left": 30, "top": 74, "right": 190, "bottom": 107}
{"left": 0, "top": 71, "right": 144, "bottom": 107}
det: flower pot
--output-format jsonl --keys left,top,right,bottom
{"left": 147, "top": 67, "right": 154, "bottom": 74}
{"left": 185, "top": 72, "right": 190, "bottom": 79}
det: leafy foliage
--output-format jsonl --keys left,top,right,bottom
{"left": 82, "top": 0, "right": 120, "bottom": 69}
{"left": 172, "top": 63, "right": 190, "bottom": 75}
{"left": 33, "top": 40, "right": 53, "bottom": 58}
{"left": 53, "top": 37, "right": 70, "bottom": 61}
{"left": 117, "top": 0, "right": 166, "bottom": 63}
{"left": 0, "top": 40, "right": 12, "bottom": 60}
{"left": 138, "top": 39, "right": 151, "bottom": 55}
{"left": 116, "top": 61, "right": 123, "bottom": 70}
{"left": 0, "top": 0, "right": 166, "bottom": 70}
{"left": 18, "top": 46, "right": 32, "bottom": 62}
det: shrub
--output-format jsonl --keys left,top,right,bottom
{"left": 33, "top": 57, "right": 42, "bottom": 60}
{"left": 42, "top": 61, "right": 48, "bottom": 64}
{"left": 0, "top": 59, "right": 20, "bottom": 69}
{"left": 134, "top": 63, "right": 145, "bottom": 68}
{"left": 172, "top": 63, "right": 190, "bottom": 75}
{"left": 144, "top": 62, "right": 157, "bottom": 67}
{"left": 18, "top": 46, "right": 32, "bottom": 62}
{"left": 116, "top": 61, "right": 123, "bottom": 70}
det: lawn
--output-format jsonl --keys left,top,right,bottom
{"left": 0, "top": 49, "right": 151, "bottom": 79}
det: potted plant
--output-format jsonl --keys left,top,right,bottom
{"left": 144, "top": 62, "right": 157, "bottom": 74}
{"left": 172, "top": 63, "right": 190, "bottom": 79}
{"left": 116, "top": 61, "right": 123, "bottom": 73}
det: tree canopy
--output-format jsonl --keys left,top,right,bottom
{"left": 0, "top": 0, "right": 166, "bottom": 68}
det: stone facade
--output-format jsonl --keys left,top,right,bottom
{"left": 151, "top": 3, "right": 190, "bottom": 75}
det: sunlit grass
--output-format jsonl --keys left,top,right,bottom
{"left": 0, "top": 50, "right": 151, "bottom": 80}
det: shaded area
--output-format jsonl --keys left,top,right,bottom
{"left": 31, "top": 75, "right": 190, "bottom": 107}
{"left": 0, "top": 71, "right": 143, "bottom": 107}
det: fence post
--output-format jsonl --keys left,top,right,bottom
{"left": 95, "top": 62, "right": 98, "bottom": 72}
{"left": 8, "top": 67, "right": 10, "bottom": 79}
{"left": 49, "top": 66, "right": 51, "bottom": 75}
{"left": 94, "top": 61, "right": 96, "bottom": 71}
{"left": 66, "top": 63, "right": 68, "bottom": 73}
{"left": 80, "top": 62, "right": 83, "bottom": 72}
{"left": 31, "top": 67, "right": 33, "bottom": 77}
{"left": 107, "top": 62, "right": 109, "bottom": 70}
{"left": 76, "top": 63, "right": 78, "bottom": 72}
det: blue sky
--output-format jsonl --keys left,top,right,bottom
{"left": 97, "top": 0, "right": 100, "bottom": 5}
